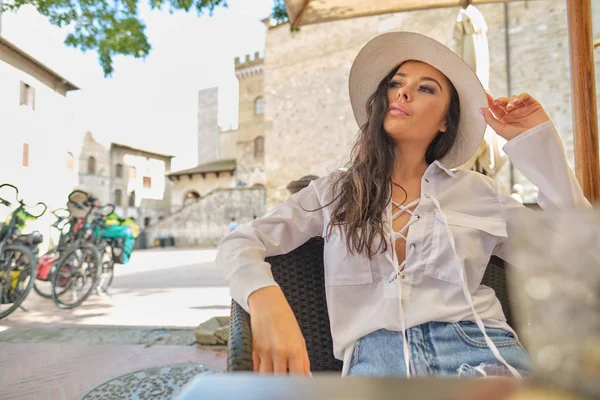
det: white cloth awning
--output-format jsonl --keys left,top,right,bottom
{"left": 284, "top": 0, "right": 520, "bottom": 28}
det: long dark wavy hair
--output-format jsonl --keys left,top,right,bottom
{"left": 322, "top": 62, "right": 461, "bottom": 258}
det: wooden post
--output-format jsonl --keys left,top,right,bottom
{"left": 566, "top": 0, "right": 599, "bottom": 202}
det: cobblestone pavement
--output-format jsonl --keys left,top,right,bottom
{"left": 0, "top": 248, "right": 230, "bottom": 399}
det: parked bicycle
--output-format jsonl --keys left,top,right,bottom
{"left": 89, "top": 205, "right": 119, "bottom": 296}
{"left": 90, "top": 209, "right": 139, "bottom": 295}
{"left": 0, "top": 184, "right": 46, "bottom": 319}
{"left": 34, "top": 207, "right": 75, "bottom": 299}
{"left": 36, "top": 189, "right": 140, "bottom": 305}
{"left": 49, "top": 190, "right": 103, "bottom": 309}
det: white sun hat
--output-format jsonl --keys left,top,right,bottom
{"left": 349, "top": 31, "right": 488, "bottom": 169}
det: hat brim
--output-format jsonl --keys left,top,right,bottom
{"left": 349, "top": 31, "right": 487, "bottom": 169}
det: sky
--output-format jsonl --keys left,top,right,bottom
{"left": 1, "top": 0, "right": 274, "bottom": 171}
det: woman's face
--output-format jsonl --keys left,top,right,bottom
{"left": 383, "top": 61, "right": 452, "bottom": 146}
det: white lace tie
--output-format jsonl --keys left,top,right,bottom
{"left": 389, "top": 197, "right": 420, "bottom": 377}
{"left": 427, "top": 193, "right": 522, "bottom": 378}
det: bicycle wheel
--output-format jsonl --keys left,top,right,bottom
{"left": 0, "top": 244, "right": 36, "bottom": 319}
{"left": 51, "top": 243, "right": 101, "bottom": 309}
{"left": 96, "top": 249, "right": 114, "bottom": 295}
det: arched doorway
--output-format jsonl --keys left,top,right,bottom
{"left": 184, "top": 191, "right": 200, "bottom": 207}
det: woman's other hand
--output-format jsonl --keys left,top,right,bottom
{"left": 248, "top": 286, "right": 312, "bottom": 376}
{"left": 481, "top": 92, "right": 550, "bottom": 141}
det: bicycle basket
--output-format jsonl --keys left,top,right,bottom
{"left": 67, "top": 191, "right": 92, "bottom": 219}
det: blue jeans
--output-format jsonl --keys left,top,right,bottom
{"left": 347, "top": 322, "right": 531, "bottom": 377}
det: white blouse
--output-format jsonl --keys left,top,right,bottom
{"left": 216, "top": 121, "right": 591, "bottom": 377}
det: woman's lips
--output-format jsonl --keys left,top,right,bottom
{"left": 389, "top": 104, "right": 409, "bottom": 117}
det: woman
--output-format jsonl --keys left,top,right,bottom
{"left": 216, "top": 32, "right": 591, "bottom": 378}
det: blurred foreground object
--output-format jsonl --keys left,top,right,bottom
{"left": 507, "top": 209, "right": 600, "bottom": 399}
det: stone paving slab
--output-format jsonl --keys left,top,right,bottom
{"left": 0, "top": 325, "right": 201, "bottom": 347}
{"left": 0, "top": 342, "right": 227, "bottom": 400}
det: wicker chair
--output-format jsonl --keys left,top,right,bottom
{"left": 227, "top": 237, "right": 514, "bottom": 372}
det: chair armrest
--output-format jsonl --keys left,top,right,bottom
{"left": 227, "top": 299, "right": 253, "bottom": 372}
{"left": 489, "top": 255, "right": 506, "bottom": 269}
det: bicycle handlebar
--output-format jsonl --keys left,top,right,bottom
{"left": 0, "top": 184, "right": 46, "bottom": 218}
{"left": 95, "top": 204, "right": 116, "bottom": 218}
{"left": 52, "top": 208, "right": 70, "bottom": 218}
{"left": 0, "top": 183, "right": 18, "bottom": 207}
{"left": 25, "top": 202, "right": 47, "bottom": 218}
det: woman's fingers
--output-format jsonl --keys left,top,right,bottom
{"left": 494, "top": 93, "right": 531, "bottom": 112}
{"left": 273, "top": 355, "right": 288, "bottom": 374}
{"left": 288, "top": 353, "right": 306, "bottom": 375}
{"left": 480, "top": 107, "right": 505, "bottom": 138}
{"left": 259, "top": 355, "right": 274, "bottom": 374}
{"left": 303, "top": 350, "right": 312, "bottom": 377}
{"left": 255, "top": 349, "right": 311, "bottom": 376}
{"left": 253, "top": 350, "right": 261, "bottom": 373}
{"left": 506, "top": 94, "right": 524, "bottom": 111}
{"left": 493, "top": 96, "right": 509, "bottom": 109}
{"left": 486, "top": 92, "right": 506, "bottom": 119}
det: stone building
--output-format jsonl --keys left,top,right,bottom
{"left": 167, "top": 159, "right": 237, "bottom": 212}
{"left": 78, "top": 132, "right": 174, "bottom": 227}
{"left": 77, "top": 132, "right": 111, "bottom": 204}
{"left": 168, "top": 53, "right": 267, "bottom": 212}
{"left": 153, "top": 0, "right": 600, "bottom": 247}
{"left": 260, "top": 0, "right": 600, "bottom": 207}
{"left": 147, "top": 54, "right": 269, "bottom": 245}
{"left": 232, "top": 52, "right": 268, "bottom": 189}
{"left": 167, "top": 87, "right": 236, "bottom": 212}
{"left": 109, "top": 143, "right": 173, "bottom": 227}
{"left": 0, "top": 35, "right": 80, "bottom": 251}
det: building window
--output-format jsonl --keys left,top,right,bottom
{"left": 22, "top": 143, "right": 29, "bottom": 167}
{"left": 114, "top": 189, "right": 122, "bottom": 206}
{"left": 66, "top": 152, "right": 74, "bottom": 170}
{"left": 19, "top": 82, "right": 35, "bottom": 110}
{"left": 254, "top": 96, "right": 264, "bottom": 115}
{"left": 115, "top": 164, "right": 123, "bottom": 178}
{"left": 144, "top": 217, "right": 151, "bottom": 227}
{"left": 88, "top": 156, "right": 96, "bottom": 174}
{"left": 130, "top": 166, "right": 137, "bottom": 179}
{"left": 254, "top": 136, "right": 264, "bottom": 159}
{"left": 143, "top": 176, "right": 152, "bottom": 188}
{"left": 129, "top": 191, "right": 136, "bottom": 207}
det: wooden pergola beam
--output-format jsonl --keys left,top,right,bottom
{"left": 567, "top": 0, "right": 599, "bottom": 202}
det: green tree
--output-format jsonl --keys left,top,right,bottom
{"left": 2, "top": 0, "right": 288, "bottom": 76}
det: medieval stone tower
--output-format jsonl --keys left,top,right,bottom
{"left": 233, "top": 52, "right": 267, "bottom": 188}
{"left": 197, "top": 87, "right": 220, "bottom": 166}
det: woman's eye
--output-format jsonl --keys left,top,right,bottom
{"left": 388, "top": 81, "right": 402, "bottom": 89}
{"left": 419, "top": 85, "right": 434, "bottom": 94}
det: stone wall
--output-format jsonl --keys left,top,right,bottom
{"left": 145, "top": 186, "right": 266, "bottom": 247}
{"left": 234, "top": 53, "right": 268, "bottom": 187}
{"left": 170, "top": 173, "right": 235, "bottom": 212}
{"left": 263, "top": 0, "right": 600, "bottom": 207}
{"left": 197, "top": 87, "right": 220, "bottom": 165}
{"left": 219, "top": 129, "right": 238, "bottom": 160}
{"left": 496, "top": 0, "right": 600, "bottom": 202}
